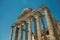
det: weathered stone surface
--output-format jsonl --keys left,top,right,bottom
{"left": 10, "top": 5, "right": 60, "bottom": 40}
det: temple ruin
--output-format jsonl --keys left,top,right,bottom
{"left": 10, "top": 5, "right": 60, "bottom": 40}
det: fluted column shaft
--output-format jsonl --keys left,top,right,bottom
{"left": 10, "top": 27, "right": 13, "bottom": 40}
{"left": 28, "top": 19, "right": 32, "bottom": 40}
{"left": 41, "top": 18, "right": 47, "bottom": 40}
{"left": 44, "top": 8, "right": 56, "bottom": 40}
{"left": 36, "top": 15, "right": 41, "bottom": 40}
{"left": 25, "top": 27, "right": 28, "bottom": 40}
{"left": 14, "top": 27, "right": 19, "bottom": 40}
{"left": 34, "top": 19, "right": 38, "bottom": 40}
{"left": 20, "top": 25, "right": 23, "bottom": 40}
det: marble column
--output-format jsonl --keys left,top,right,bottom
{"left": 44, "top": 8, "right": 56, "bottom": 40}
{"left": 36, "top": 15, "right": 42, "bottom": 40}
{"left": 34, "top": 19, "right": 38, "bottom": 40}
{"left": 10, "top": 27, "right": 13, "bottom": 40}
{"left": 20, "top": 25, "right": 23, "bottom": 40}
{"left": 25, "top": 27, "right": 28, "bottom": 40}
{"left": 41, "top": 18, "right": 47, "bottom": 40}
{"left": 28, "top": 18, "right": 32, "bottom": 40}
{"left": 14, "top": 27, "right": 19, "bottom": 40}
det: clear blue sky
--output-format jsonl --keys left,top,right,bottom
{"left": 0, "top": 0, "right": 60, "bottom": 40}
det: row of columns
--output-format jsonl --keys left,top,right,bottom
{"left": 10, "top": 25, "right": 23, "bottom": 40}
{"left": 10, "top": 7, "right": 60, "bottom": 40}
{"left": 10, "top": 15, "right": 42, "bottom": 40}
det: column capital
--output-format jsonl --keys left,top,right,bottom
{"left": 11, "top": 22, "right": 20, "bottom": 29}
{"left": 22, "top": 21, "right": 28, "bottom": 27}
{"left": 36, "top": 11, "right": 45, "bottom": 18}
{"left": 28, "top": 16, "right": 34, "bottom": 22}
